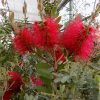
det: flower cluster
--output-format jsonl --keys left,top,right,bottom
{"left": 61, "top": 16, "right": 96, "bottom": 60}
{"left": 30, "top": 75, "right": 43, "bottom": 87}
{"left": 3, "top": 72, "right": 43, "bottom": 100}
{"left": 3, "top": 71, "right": 23, "bottom": 100}
{"left": 13, "top": 28, "right": 34, "bottom": 55}
{"left": 13, "top": 16, "right": 96, "bottom": 61}
{"left": 32, "top": 18, "right": 59, "bottom": 49}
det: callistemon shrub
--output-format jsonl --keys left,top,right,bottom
{"left": 13, "top": 16, "right": 96, "bottom": 61}
{"left": 2, "top": 16, "right": 99, "bottom": 100}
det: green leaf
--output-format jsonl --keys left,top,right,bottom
{"left": 24, "top": 93, "right": 34, "bottom": 100}
{"left": 61, "top": 76, "right": 70, "bottom": 83}
{"left": 0, "top": 67, "right": 7, "bottom": 81}
{"left": 51, "top": 6, "right": 58, "bottom": 17}
{"left": 60, "top": 85, "right": 65, "bottom": 93}
{"left": 35, "top": 86, "right": 52, "bottom": 93}
{"left": 36, "top": 63, "right": 53, "bottom": 93}
{"left": 36, "top": 63, "right": 53, "bottom": 79}
{"left": 0, "top": 88, "right": 3, "bottom": 98}
{"left": 54, "top": 77, "right": 61, "bottom": 83}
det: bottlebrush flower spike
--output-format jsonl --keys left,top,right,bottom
{"left": 32, "top": 18, "right": 59, "bottom": 50}
{"left": 62, "top": 16, "right": 83, "bottom": 50}
{"left": 43, "top": 18, "right": 59, "bottom": 48}
{"left": 30, "top": 75, "right": 43, "bottom": 87}
{"left": 3, "top": 91, "right": 12, "bottom": 100}
{"left": 78, "top": 33, "right": 94, "bottom": 60}
{"left": 32, "top": 22, "right": 45, "bottom": 48}
{"left": 3, "top": 71, "right": 23, "bottom": 100}
{"left": 13, "top": 28, "right": 34, "bottom": 55}
{"left": 62, "top": 16, "right": 96, "bottom": 61}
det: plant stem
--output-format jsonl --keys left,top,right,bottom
{"left": 34, "top": 51, "right": 53, "bottom": 66}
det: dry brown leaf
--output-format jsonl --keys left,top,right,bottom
{"left": 55, "top": 16, "right": 61, "bottom": 23}
{"left": 23, "top": 1, "right": 27, "bottom": 17}
{"left": 9, "top": 11, "right": 14, "bottom": 23}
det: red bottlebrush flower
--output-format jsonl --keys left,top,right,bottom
{"left": 13, "top": 28, "right": 34, "bottom": 55}
{"left": 3, "top": 91, "right": 12, "bottom": 100}
{"left": 32, "top": 18, "right": 59, "bottom": 49}
{"left": 43, "top": 18, "right": 59, "bottom": 48}
{"left": 62, "top": 16, "right": 96, "bottom": 61}
{"left": 55, "top": 48, "right": 66, "bottom": 62}
{"left": 77, "top": 34, "right": 94, "bottom": 60}
{"left": 7, "top": 71, "right": 23, "bottom": 91}
{"left": 62, "top": 16, "right": 83, "bottom": 50}
{"left": 35, "top": 79, "right": 43, "bottom": 86}
{"left": 30, "top": 76, "right": 43, "bottom": 87}
{"left": 3, "top": 71, "right": 23, "bottom": 100}
{"left": 32, "top": 22, "right": 45, "bottom": 48}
